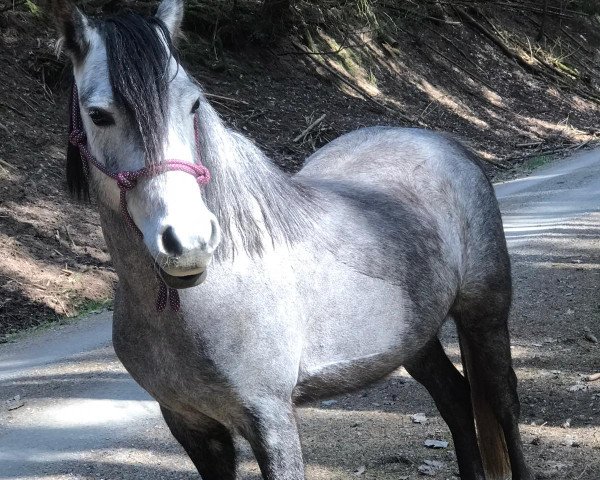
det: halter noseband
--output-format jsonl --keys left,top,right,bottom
{"left": 68, "top": 83, "right": 211, "bottom": 312}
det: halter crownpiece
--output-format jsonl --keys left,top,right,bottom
{"left": 68, "top": 83, "right": 211, "bottom": 312}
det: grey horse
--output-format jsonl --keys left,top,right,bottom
{"left": 52, "top": 0, "right": 533, "bottom": 478}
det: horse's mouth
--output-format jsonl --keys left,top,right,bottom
{"left": 159, "top": 268, "right": 207, "bottom": 289}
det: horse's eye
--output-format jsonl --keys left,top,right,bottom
{"left": 191, "top": 99, "right": 200, "bottom": 114}
{"left": 88, "top": 108, "right": 114, "bottom": 127}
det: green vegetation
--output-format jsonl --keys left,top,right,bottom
{"left": 74, "top": 298, "right": 113, "bottom": 317}
{"left": 24, "top": 0, "right": 40, "bottom": 16}
{"left": 1, "top": 315, "right": 63, "bottom": 344}
{"left": 0, "top": 298, "right": 112, "bottom": 344}
{"left": 524, "top": 154, "right": 553, "bottom": 172}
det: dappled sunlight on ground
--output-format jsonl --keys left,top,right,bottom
{"left": 521, "top": 424, "right": 600, "bottom": 449}
{"left": 16, "top": 398, "right": 159, "bottom": 429}
{"left": 0, "top": 195, "right": 114, "bottom": 332}
{"left": 482, "top": 88, "right": 504, "bottom": 107}
{"left": 418, "top": 79, "right": 490, "bottom": 130}
{"left": 527, "top": 259, "right": 600, "bottom": 270}
{"left": 1, "top": 307, "right": 599, "bottom": 478}
{"left": 514, "top": 114, "right": 592, "bottom": 143}
{"left": 0, "top": 349, "right": 121, "bottom": 376}
{"left": 5, "top": 447, "right": 197, "bottom": 474}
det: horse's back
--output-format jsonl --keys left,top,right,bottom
{"left": 299, "top": 126, "right": 498, "bottom": 228}
{"left": 298, "top": 127, "right": 509, "bottom": 299}
{"left": 299, "top": 127, "right": 487, "bottom": 190}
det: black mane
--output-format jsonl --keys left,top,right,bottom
{"left": 101, "top": 13, "right": 176, "bottom": 165}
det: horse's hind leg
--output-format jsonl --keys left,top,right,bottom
{"left": 160, "top": 406, "right": 236, "bottom": 480}
{"left": 404, "top": 336, "right": 485, "bottom": 480}
{"left": 455, "top": 301, "right": 534, "bottom": 480}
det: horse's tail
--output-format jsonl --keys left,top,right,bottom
{"left": 458, "top": 332, "right": 511, "bottom": 480}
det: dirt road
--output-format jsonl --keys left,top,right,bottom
{"left": 1, "top": 150, "right": 600, "bottom": 479}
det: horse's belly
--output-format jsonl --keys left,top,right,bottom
{"left": 295, "top": 265, "right": 451, "bottom": 400}
{"left": 303, "top": 275, "right": 422, "bottom": 357}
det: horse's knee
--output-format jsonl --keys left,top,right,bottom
{"left": 240, "top": 398, "right": 305, "bottom": 480}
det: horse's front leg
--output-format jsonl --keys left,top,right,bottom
{"left": 241, "top": 398, "right": 305, "bottom": 480}
{"left": 160, "top": 406, "right": 237, "bottom": 480}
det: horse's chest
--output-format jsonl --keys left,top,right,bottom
{"left": 112, "top": 316, "right": 231, "bottom": 418}
{"left": 112, "top": 292, "right": 302, "bottom": 422}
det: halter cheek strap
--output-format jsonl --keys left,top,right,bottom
{"left": 68, "top": 83, "right": 210, "bottom": 312}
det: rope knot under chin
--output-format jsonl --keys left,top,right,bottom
{"left": 116, "top": 171, "right": 139, "bottom": 191}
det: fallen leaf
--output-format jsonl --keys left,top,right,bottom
{"left": 411, "top": 413, "right": 427, "bottom": 424}
{"left": 418, "top": 464, "right": 437, "bottom": 476}
{"left": 353, "top": 465, "right": 366, "bottom": 476}
{"left": 586, "top": 373, "right": 600, "bottom": 382}
{"left": 424, "top": 439, "right": 449, "bottom": 449}
{"left": 561, "top": 436, "right": 578, "bottom": 447}
{"left": 418, "top": 460, "right": 445, "bottom": 476}
{"left": 6, "top": 395, "right": 25, "bottom": 411}
{"left": 586, "top": 333, "right": 599, "bottom": 343}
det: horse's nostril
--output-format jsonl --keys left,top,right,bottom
{"left": 161, "top": 226, "right": 183, "bottom": 256}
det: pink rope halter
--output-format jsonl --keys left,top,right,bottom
{"left": 68, "top": 84, "right": 211, "bottom": 312}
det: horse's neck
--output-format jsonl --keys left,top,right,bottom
{"left": 196, "top": 97, "right": 320, "bottom": 260}
{"left": 97, "top": 205, "right": 155, "bottom": 288}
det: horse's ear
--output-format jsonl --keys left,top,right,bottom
{"left": 66, "top": 83, "right": 89, "bottom": 201}
{"left": 155, "top": 0, "right": 184, "bottom": 40}
{"left": 52, "top": 0, "right": 91, "bottom": 62}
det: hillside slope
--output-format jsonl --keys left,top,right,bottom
{"left": 1, "top": 0, "right": 600, "bottom": 335}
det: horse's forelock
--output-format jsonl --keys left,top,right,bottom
{"left": 99, "top": 13, "right": 176, "bottom": 165}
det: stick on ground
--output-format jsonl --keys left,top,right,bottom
{"left": 294, "top": 114, "right": 326, "bottom": 143}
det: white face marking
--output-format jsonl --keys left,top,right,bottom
{"left": 74, "top": 23, "right": 221, "bottom": 277}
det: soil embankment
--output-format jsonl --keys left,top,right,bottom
{"left": 2, "top": 1, "right": 600, "bottom": 335}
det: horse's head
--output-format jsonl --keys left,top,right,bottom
{"left": 53, "top": 0, "right": 220, "bottom": 289}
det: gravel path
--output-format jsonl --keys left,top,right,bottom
{"left": 2, "top": 150, "right": 600, "bottom": 479}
